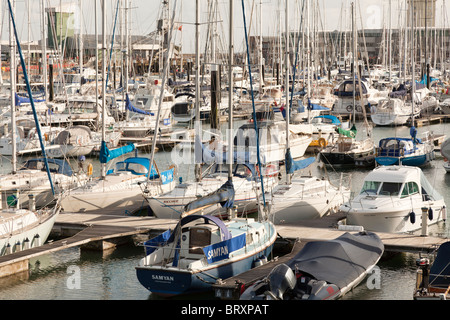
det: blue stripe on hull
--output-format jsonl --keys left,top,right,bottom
{"left": 375, "top": 153, "right": 433, "bottom": 167}
{"left": 136, "top": 244, "right": 273, "bottom": 296}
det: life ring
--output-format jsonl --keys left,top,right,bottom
{"left": 265, "top": 164, "right": 278, "bottom": 177}
{"left": 318, "top": 138, "right": 327, "bottom": 148}
{"left": 346, "top": 105, "right": 353, "bottom": 112}
{"left": 87, "top": 163, "right": 93, "bottom": 176}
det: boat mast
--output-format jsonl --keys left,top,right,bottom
{"left": 79, "top": 0, "right": 83, "bottom": 90}
{"left": 351, "top": 2, "right": 356, "bottom": 123}
{"left": 411, "top": 0, "right": 416, "bottom": 127}
{"left": 195, "top": 0, "right": 202, "bottom": 182}
{"left": 101, "top": 0, "right": 107, "bottom": 179}
{"left": 227, "top": 0, "right": 234, "bottom": 218}
{"left": 42, "top": 0, "right": 48, "bottom": 101}
{"left": 9, "top": 0, "right": 16, "bottom": 173}
{"left": 285, "top": 0, "right": 290, "bottom": 185}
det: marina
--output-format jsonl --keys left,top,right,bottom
{"left": 1, "top": 0, "right": 450, "bottom": 305}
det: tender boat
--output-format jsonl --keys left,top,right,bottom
{"left": 136, "top": 214, "right": 276, "bottom": 297}
{"left": 240, "top": 231, "right": 384, "bottom": 300}
{"left": 341, "top": 166, "right": 447, "bottom": 233}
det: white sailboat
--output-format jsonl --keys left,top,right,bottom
{"left": 0, "top": 0, "right": 61, "bottom": 256}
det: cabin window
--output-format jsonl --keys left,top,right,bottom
{"left": 189, "top": 228, "right": 211, "bottom": 255}
{"left": 401, "top": 182, "right": 419, "bottom": 198}
{"left": 360, "top": 181, "right": 381, "bottom": 195}
{"left": 379, "top": 182, "right": 402, "bottom": 196}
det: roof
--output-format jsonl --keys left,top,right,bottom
{"left": 364, "top": 166, "right": 421, "bottom": 184}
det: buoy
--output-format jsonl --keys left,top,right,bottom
{"left": 428, "top": 208, "right": 433, "bottom": 221}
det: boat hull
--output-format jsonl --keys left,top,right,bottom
{"left": 0, "top": 207, "right": 60, "bottom": 256}
{"left": 375, "top": 152, "right": 435, "bottom": 167}
{"left": 136, "top": 241, "right": 275, "bottom": 296}
{"left": 346, "top": 201, "right": 446, "bottom": 233}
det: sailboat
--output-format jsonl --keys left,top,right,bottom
{"left": 319, "top": 3, "right": 375, "bottom": 168}
{"left": 0, "top": 0, "right": 61, "bottom": 256}
{"left": 264, "top": 155, "right": 350, "bottom": 224}
{"left": 60, "top": 143, "right": 175, "bottom": 214}
{"left": 136, "top": 0, "right": 276, "bottom": 297}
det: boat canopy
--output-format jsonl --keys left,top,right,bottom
{"left": 313, "top": 115, "right": 340, "bottom": 125}
{"left": 378, "top": 138, "right": 417, "bottom": 157}
{"left": 184, "top": 180, "right": 235, "bottom": 212}
{"left": 15, "top": 92, "right": 45, "bottom": 106}
{"left": 287, "top": 232, "right": 384, "bottom": 290}
{"left": 115, "top": 157, "right": 159, "bottom": 178}
{"left": 333, "top": 79, "right": 368, "bottom": 96}
{"left": 21, "top": 158, "right": 74, "bottom": 176}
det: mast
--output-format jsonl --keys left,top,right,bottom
{"left": 101, "top": 0, "right": 107, "bottom": 179}
{"left": 42, "top": 0, "right": 48, "bottom": 101}
{"left": 79, "top": 0, "right": 83, "bottom": 89}
{"left": 195, "top": 0, "right": 202, "bottom": 182}
{"left": 227, "top": 0, "right": 234, "bottom": 218}
{"left": 285, "top": 0, "right": 290, "bottom": 185}
{"left": 9, "top": 0, "right": 16, "bottom": 173}
{"left": 411, "top": 0, "right": 416, "bottom": 127}
{"left": 351, "top": 2, "right": 356, "bottom": 123}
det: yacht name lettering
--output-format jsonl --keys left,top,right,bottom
{"left": 152, "top": 275, "right": 174, "bottom": 281}
{"left": 206, "top": 245, "right": 228, "bottom": 260}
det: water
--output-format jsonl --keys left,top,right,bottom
{"left": 0, "top": 120, "right": 448, "bottom": 300}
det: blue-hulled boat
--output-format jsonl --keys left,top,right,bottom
{"left": 375, "top": 127, "right": 435, "bottom": 166}
{"left": 136, "top": 213, "right": 276, "bottom": 297}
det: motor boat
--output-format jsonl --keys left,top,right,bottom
{"left": 240, "top": 231, "right": 384, "bottom": 300}
{"left": 341, "top": 166, "right": 447, "bottom": 233}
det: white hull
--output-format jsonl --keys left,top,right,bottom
{"left": 346, "top": 202, "right": 446, "bottom": 233}
{"left": 61, "top": 177, "right": 174, "bottom": 214}
{"left": 266, "top": 178, "right": 351, "bottom": 224}
{"left": 147, "top": 175, "right": 277, "bottom": 219}
{"left": 0, "top": 207, "right": 60, "bottom": 256}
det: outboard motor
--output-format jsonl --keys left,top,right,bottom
{"left": 266, "top": 264, "right": 296, "bottom": 300}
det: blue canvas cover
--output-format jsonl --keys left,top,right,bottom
{"left": 144, "top": 229, "right": 172, "bottom": 255}
{"left": 22, "top": 158, "right": 74, "bottom": 176}
{"left": 99, "top": 141, "right": 136, "bottom": 164}
{"left": 285, "top": 149, "right": 315, "bottom": 174}
{"left": 15, "top": 93, "right": 45, "bottom": 106}
{"left": 125, "top": 93, "right": 154, "bottom": 115}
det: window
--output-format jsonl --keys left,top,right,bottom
{"left": 408, "top": 182, "right": 419, "bottom": 195}
{"left": 379, "top": 182, "right": 402, "bottom": 196}
{"left": 360, "top": 181, "right": 381, "bottom": 195}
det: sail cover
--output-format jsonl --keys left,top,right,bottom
{"left": 184, "top": 180, "right": 235, "bottom": 212}
{"left": 285, "top": 149, "right": 315, "bottom": 174}
{"left": 100, "top": 141, "right": 136, "bottom": 164}
{"left": 125, "top": 94, "right": 154, "bottom": 115}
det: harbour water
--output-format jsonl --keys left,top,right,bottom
{"left": 0, "top": 120, "right": 448, "bottom": 301}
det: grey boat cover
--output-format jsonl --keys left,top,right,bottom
{"left": 287, "top": 232, "right": 384, "bottom": 290}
